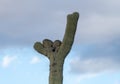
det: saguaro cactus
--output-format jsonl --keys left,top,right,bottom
{"left": 34, "top": 12, "right": 79, "bottom": 84}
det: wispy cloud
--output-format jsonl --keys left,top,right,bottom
{"left": 30, "top": 56, "right": 40, "bottom": 64}
{"left": 1, "top": 55, "right": 17, "bottom": 68}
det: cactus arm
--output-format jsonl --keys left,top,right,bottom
{"left": 57, "top": 12, "right": 79, "bottom": 59}
{"left": 34, "top": 42, "right": 47, "bottom": 57}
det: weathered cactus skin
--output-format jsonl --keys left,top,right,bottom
{"left": 34, "top": 12, "right": 79, "bottom": 84}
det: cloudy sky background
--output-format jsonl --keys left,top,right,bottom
{"left": 0, "top": 0, "right": 120, "bottom": 84}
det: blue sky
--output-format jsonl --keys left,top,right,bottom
{"left": 0, "top": 0, "right": 120, "bottom": 84}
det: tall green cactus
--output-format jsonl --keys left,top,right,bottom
{"left": 34, "top": 12, "right": 79, "bottom": 84}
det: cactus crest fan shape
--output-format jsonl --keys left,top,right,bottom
{"left": 34, "top": 12, "right": 79, "bottom": 84}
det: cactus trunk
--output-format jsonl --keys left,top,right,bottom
{"left": 49, "top": 54, "right": 64, "bottom": 84}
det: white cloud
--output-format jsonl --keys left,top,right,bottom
{"left": 1, "top": 55, "right": 17, "bottom": 68}
{"left": 79, "top": 73, "right": 97, "bottom": 80}
{"left": 75, "top": 73, "right": 99, "bottom": 84}
{"left": 64, "top": 70, "right": 99, "bottom": 84}
{"left": 30, "top": 56, "right": 40, "bottom": 64}
{"left": 70, "top": 57, "right": 120, "bottom": 74}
